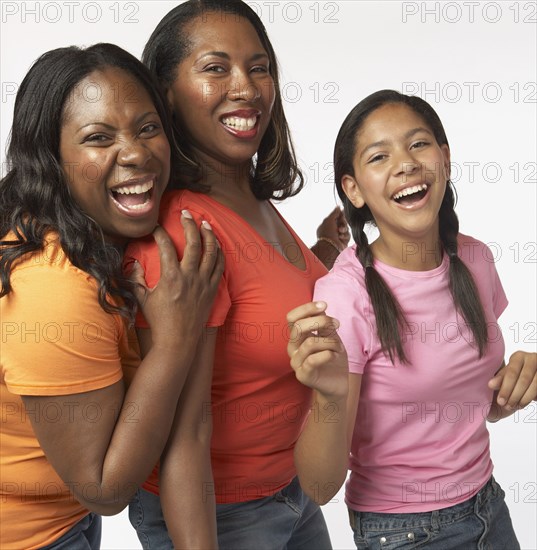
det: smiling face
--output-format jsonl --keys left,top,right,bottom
{"left": 342, "top": 102, "right": 450, "bottom": 251}
{"left": 59, "top": 67, "right": 170, "bottom": 243}
{"left": 166, "top": 11, "right": 276, "bottom": 167}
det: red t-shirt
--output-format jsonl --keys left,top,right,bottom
{"left": 127, "top": 190, "right": 327, "bottom": 503}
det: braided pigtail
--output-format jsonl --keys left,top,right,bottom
{"left": 344, "top": 203, "right": 409, "bottom": 364}
{"left": 439, "top": 183, "right": 488, "bottom": 356}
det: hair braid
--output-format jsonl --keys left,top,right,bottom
{"left": 439, "top": 184, "right": 488, "bottom": 356}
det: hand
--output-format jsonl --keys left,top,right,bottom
{"left": 488, "top": 351, "right": 537, "bottom": 410}
{"left": 316, "top": 206, "right": 350, "bottom": 251}
{"left": 287, "top": 301, "right": 348, "bottom": 401}
{"left": 129, "top": 213, "right": 224, "bottom": 349}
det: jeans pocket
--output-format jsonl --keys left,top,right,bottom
{"left": 352, "top": 531, "right": 370, "bottom": 549}
{"left": 365, "top": 527, "right": 431, "bottom": 549}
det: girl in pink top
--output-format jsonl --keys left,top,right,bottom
{"left": 314, "top": 90, "right": 536, "bottom": 549}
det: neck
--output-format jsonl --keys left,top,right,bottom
{"left": 372, "top": 229, "right": 443, "bottom": 271}
{"left": 194, "top": 150, "right": 254, "bottom": 199}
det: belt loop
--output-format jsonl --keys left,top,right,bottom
{"left": 431, "top": 510, "right": 440, "bottom": 531}
{"left": 355, "top": 510, "right": 362, "bottom": 537}
{"left": 348, "top": 508, "right": 362, "bottom": 537}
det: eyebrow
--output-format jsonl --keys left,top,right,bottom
{"left": 359, "top": 127, "right": 433, "bottom": 160}
{"left": 197, "top": 51, "right": 269, "bottom": 62}
{"left": 75, "top": 111, "right": 159, "bottom": 133}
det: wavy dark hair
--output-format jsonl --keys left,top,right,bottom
{"left": 0, "top": 43, "right": 175, "bottom": 320}
{"left": 334, "top": 90, "right": 488, "bottom": 363}
{"left": 142, "top": 0, "right": 303, "bottom": 200}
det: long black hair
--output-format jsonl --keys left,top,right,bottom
{"left": 142, "top": 0, "right": 303, "bottom": 201}
{"left": 334, "top": 90, "right": 488, "bottom": 362}
{"left": 0, "top": 43, "right": 175, "bottom": 320}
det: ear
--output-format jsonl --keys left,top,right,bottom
{"left": 166, "top": 87, "right": 175, "bottom": 109}
{"left": 341, "top": 174, "right": 365, "bottom": 208}
{"left": 440, "top": 144, "right": 451, "bottom": 180}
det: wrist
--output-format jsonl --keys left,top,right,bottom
{"left": 316, "top": 236, "right": 343, "bottom": 253}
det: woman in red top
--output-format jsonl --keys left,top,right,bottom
{"left": 126, "top": 1, "right": 350, "bottom": 548}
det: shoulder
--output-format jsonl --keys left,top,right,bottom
{"left": 457, "top": 233, "right": 492, "bottom": 259}
{"left": 330, "top": 245, "right": 365, "bottom": 281}
{"left": 10, "top": 234, "right": 96, "bottom": 289}
{"left": 159, "top": 190, "right": 220, "bottom": 222}
{"left": 7, "top": 235, "right": 119, "bottom": 331}
{"left": 456, "top": 233, "right": 498, "bottom": 269}
{"left": 314, "top": 246, "right": 367, "bottom": 304}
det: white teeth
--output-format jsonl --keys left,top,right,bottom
{"left": 393, "top": 184, "right": 428, "bottom": 201}
{"left": 222, "top": 116, "right": 257, "bottom": 131}
{"left": 113, "top": 180, "right": 154, "bottom": 195}
{"left": 124, "top": 198, "right": 150, "bottom": 210}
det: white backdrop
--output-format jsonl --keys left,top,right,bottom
{"left": 1, "top": 2, "right": 535, "bottom": 549}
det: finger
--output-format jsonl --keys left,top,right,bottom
{"left": 128, "top": 261, "right": 149, "bottom": 304}
{"left": 210, "top": 246, "right": 225, "bottom": 286}
{"left": 496, "top": 361, "right": 524, "bottom": 407}
{"left": 503, "top": 365, "right": 537, "bottom": 409}
{"left": 517, "top": 374, "right": 537, "bottom": 409}
{"left": 198, "top": 220, "right": 219, "bottom": 277}
{"left": 290, "top": 336, "right": 343, "bottom": 370}
{"left": 292, "top": 314, "right": 340, "bottom": 336}
{"left": 178, "top": 210, "right": 202, "bottom": 272}
{"left": 288, "top": 315, "right": 340, "bottom": 357}
{"left": 151, "top": 226, "right": 181, "bottom": 279}
{"left": 336, "top": 208, "right": 348, "bottom": 224}
{"left": 488, "top": 372, "right": 505, "bottom": 391}
{"left": 286, "top": 301, "right": 327, "bottom": 325}
{"left": 327, "top": 206, "right": 341, "bottom": 220}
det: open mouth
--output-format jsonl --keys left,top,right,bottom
{"left": 110, "top": 179, "right": 154, "bottom": 212}
{"left": 392, "top": 183, "right": 429, "bottom": 206}
{"left": 221, "top": 115, "right": 258, "bottom": 132}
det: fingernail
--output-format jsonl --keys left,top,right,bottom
{"left": 201, "top": 220, "right": 212, "bottom": 230}
{"left": 497, "top": 397, "right": 506, "bottom": 406}
{"left": 182, "top": 210, "right": 193, "bottom": 219}
{"left": 315, "top": 301, "right": 326, "bottom": 309}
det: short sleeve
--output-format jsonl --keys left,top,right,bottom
{"left": 1, "top": 263, "right": 123, "bottom": 396}
{"left": 488, "top": 256, "right": 508, "bottom": 319}
{"left": 125, "top": 206, "right": 231, "bottom": 329}
{"left": 314, "top": 273, "right": 371, "bottom": 374}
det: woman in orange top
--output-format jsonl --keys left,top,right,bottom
{"left": 0, "top": 43, "right": 222, "bottom": 549}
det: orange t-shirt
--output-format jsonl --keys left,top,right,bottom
{"left": 0, "top": 234, "right": 139, "bottom": 549}
{"left": 127, "top": 190, "right": 328, "bottom": 504}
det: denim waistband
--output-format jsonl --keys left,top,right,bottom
{"left": 348, "top": 476, "right": 499, "bottom": 535}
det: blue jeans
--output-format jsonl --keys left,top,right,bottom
{"left": 40, "top": 513, "right": 101, "bottom": 549}
{"left": 129, "top": 476, "right": 332, "bottom": 549}
{"left": 348, "top": 477, "right": 519, "bottom": 549}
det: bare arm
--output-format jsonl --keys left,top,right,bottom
{"left": 287, "top": 302, "right": 350, "bottom": 505}
{"left": 23, "top": 218, "right": 223, "bottom": 515}
{"left": 158, "top": 328, "right": 218, "bottom": 550}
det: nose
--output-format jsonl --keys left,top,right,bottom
{"left": 116, "top": 138, "right": 152, "bottom": 168}
{"left": 393, "top": 149, "right": 420, "bottom": 179}
{"left": 227, "top": 69, "right": 261, "bottom": 102}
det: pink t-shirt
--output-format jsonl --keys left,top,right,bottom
{"left": 314, "top": 234, "right": 507, "bottom": 513}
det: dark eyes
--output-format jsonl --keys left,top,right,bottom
{"left": 140, "top": 123, "right": 161, "bottom": 135}
{"left": 204, "top": 65, "right": 269, "bottom": 74}
{"left": 82, "top": 123, "right": 161, "bottom": 144}
{"left": 368, "top": 153, "right": 387, "bottom": 163}
{"left": 411, "top": 140, "right": 429, "bottom": 149}
{"left": 205, "top": 65, "right": 225, "bottom": 73}
{"left": 367, "top": 140, "right": 430, "bottom": 163}
{"left": 84, "top": 134, "right": 109, "bottom": 143}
